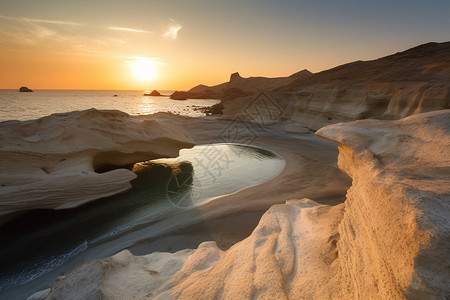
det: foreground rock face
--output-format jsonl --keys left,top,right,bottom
{"left": 40, "top": 110, "right": 449, "bottom": 299}
{"left": 41, "top": 199, "right": 344, "bottom": 300}
{"left": 0, "top": 109, "right": 194, "bottom": 222}
{"left": 41, "top": 249, "right": 194, "bottom": 300}
{"left": 316, "top": 109, "right": 450, "bottom": 298}
{"left": 221, "top": 42, "right": 450, "bottom": 130}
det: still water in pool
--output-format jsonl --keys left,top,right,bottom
{"left": 0, "top": 143, "right": 285, "bottom": 296}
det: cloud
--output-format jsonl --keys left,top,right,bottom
{"left": 0, "top": 15, "right": 80, "bottom": 26}
{"left": 107, "top": 26, "right": 150, "bottom": 33}
{"left": 0, "top": 15, "right": 125, "bottom": 57}
{"left": 162, "top": 19, "right": 182, "bottom": 40}
{"left": 23, "top": 18, "right": 80, "bottom": 26}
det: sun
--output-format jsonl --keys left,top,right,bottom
{"left": 131, "top": 58, "right": 156, "bottom": 81}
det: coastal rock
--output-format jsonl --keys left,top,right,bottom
{"left": 19, "top": 86, "right": 33, "bottom": 92}
{"left": 221, "top": 42, "right": 450, "bottom": 129}
{"left": 203, "top": 101, "right": 224, "bottom": 115}
{"left": 45, "top": 249, "right": 194, "bottom": 300}
{"left": 0, "top": 109, "right": 194, "bottom": 222}
{"left": 42, "top": 110, "right": 450, "bottom": 298}
{"left": 316, "top": 109, "right": 450, "bottom": 298}
{"left": 172, "top": 69, "right": 312, "bottom": 101}
{"left": 170, "top": 91, "right": 188, "bottom": 100}
{"left": 144, "top": 90, "right": 162, "bottom": 96}
{"left": 229, "top": 72, "right": 242, "bottom": 81}
{"left": 43, "top": 198, "right": 345, "bottom": 299}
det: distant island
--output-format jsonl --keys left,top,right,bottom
{"left": 144, "top": 90, "right": 162, "bottom": 96}
{"left": 19, "top": 86, "right": 33, "bottom": 92}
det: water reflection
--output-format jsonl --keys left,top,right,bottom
{"left": 0, "top": 143, "right": 285, "bottom": 295}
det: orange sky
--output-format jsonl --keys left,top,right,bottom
{"left": 0, "top": 0, "right": 449, "bottom": 90}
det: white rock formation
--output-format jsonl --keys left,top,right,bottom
{"left": 0, "top": 109, "right": 194, "bottom": 221}
{"left": 42, "top": 198, "right": 343, "bottom": 300}
{"left": 44, "top": 249, "right": 194, "bottom": 300}
{"left": 40, "top": 109, "right": 449, "bottom": 299}
{"left": 316, "top": 109, "right": 450, "bottom": 298}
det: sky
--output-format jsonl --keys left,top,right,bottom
{"left": 0, "top": 0, "right": 449, "bottom": 90}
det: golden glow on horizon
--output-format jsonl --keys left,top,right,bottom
{"left": 1, "top": 1, "right": 448, "bottom": 90}
{"left": 131, "top": 58, "right": 157, "bottom": 82}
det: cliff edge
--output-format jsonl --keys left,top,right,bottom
{"left": 221, "top": 42, "right": 450, "bottom": 129}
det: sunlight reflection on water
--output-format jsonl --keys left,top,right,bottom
{"left": 0, "top": 89, "right": 220, "bottom": 122}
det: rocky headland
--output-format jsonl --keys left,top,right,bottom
{"left": 170, "top": 69, "right": 312, "bottom": 101}
{"left": 171, "top": 42, "right": 450, "bottom": 131}
{"left": 220, "top": 42, "right": 450, "bottom": 130}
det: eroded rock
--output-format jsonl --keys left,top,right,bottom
{"left": 0, "top": 109, "right": 194, "bottom": 222}
{"left": 40, "top": 110, "right": 450, "bottom": 299}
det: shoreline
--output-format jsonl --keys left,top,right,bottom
{"left": 0, "top": 115, "right": 351, "bottom": 299}
{"left": 34, "top": 110, "right": 450, "bottom": 299}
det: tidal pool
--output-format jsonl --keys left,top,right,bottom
{"left": 0, "top": 143, "right": 285, "bottom": 298}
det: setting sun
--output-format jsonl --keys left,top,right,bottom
{"left": 131, "top": 57, "right": 156, "bottom": 81}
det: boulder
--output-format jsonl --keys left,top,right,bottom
{"left": 19, "top": 86, "right": 33, "bottom": 92}
{"left": 170, "top": 91, "right": 188, "bottom": 100}
{"left": 144, "top": 90, "right": 162, "bottom": 96}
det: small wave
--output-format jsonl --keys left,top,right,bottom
{"left": 0, "top": 240, "right": 88, "bottom": 291}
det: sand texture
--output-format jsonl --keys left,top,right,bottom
{"left": 0, "top": 109, "right": 194, "bottom": 222}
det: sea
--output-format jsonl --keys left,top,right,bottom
{"left": 0, "top": 89, "right": 220, "bottom": 122}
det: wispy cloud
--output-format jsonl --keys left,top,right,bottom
{"left": 0, "top": 14, "right": 176, "bottom": 59}
{"left": 0, "top": 15, "right": 80, "bottom": 26}
{"left": 107, "top": 26, "right": 150, "bottom": 33}
{"left": 162, "top": 19, "right": 182, "bottom": 40}
{"left": 0, "top": 15, "right": 125, "bottom": 57}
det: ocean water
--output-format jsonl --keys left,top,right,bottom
{"left": 0, "top": 89, "right": 220, "bottom": 122}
